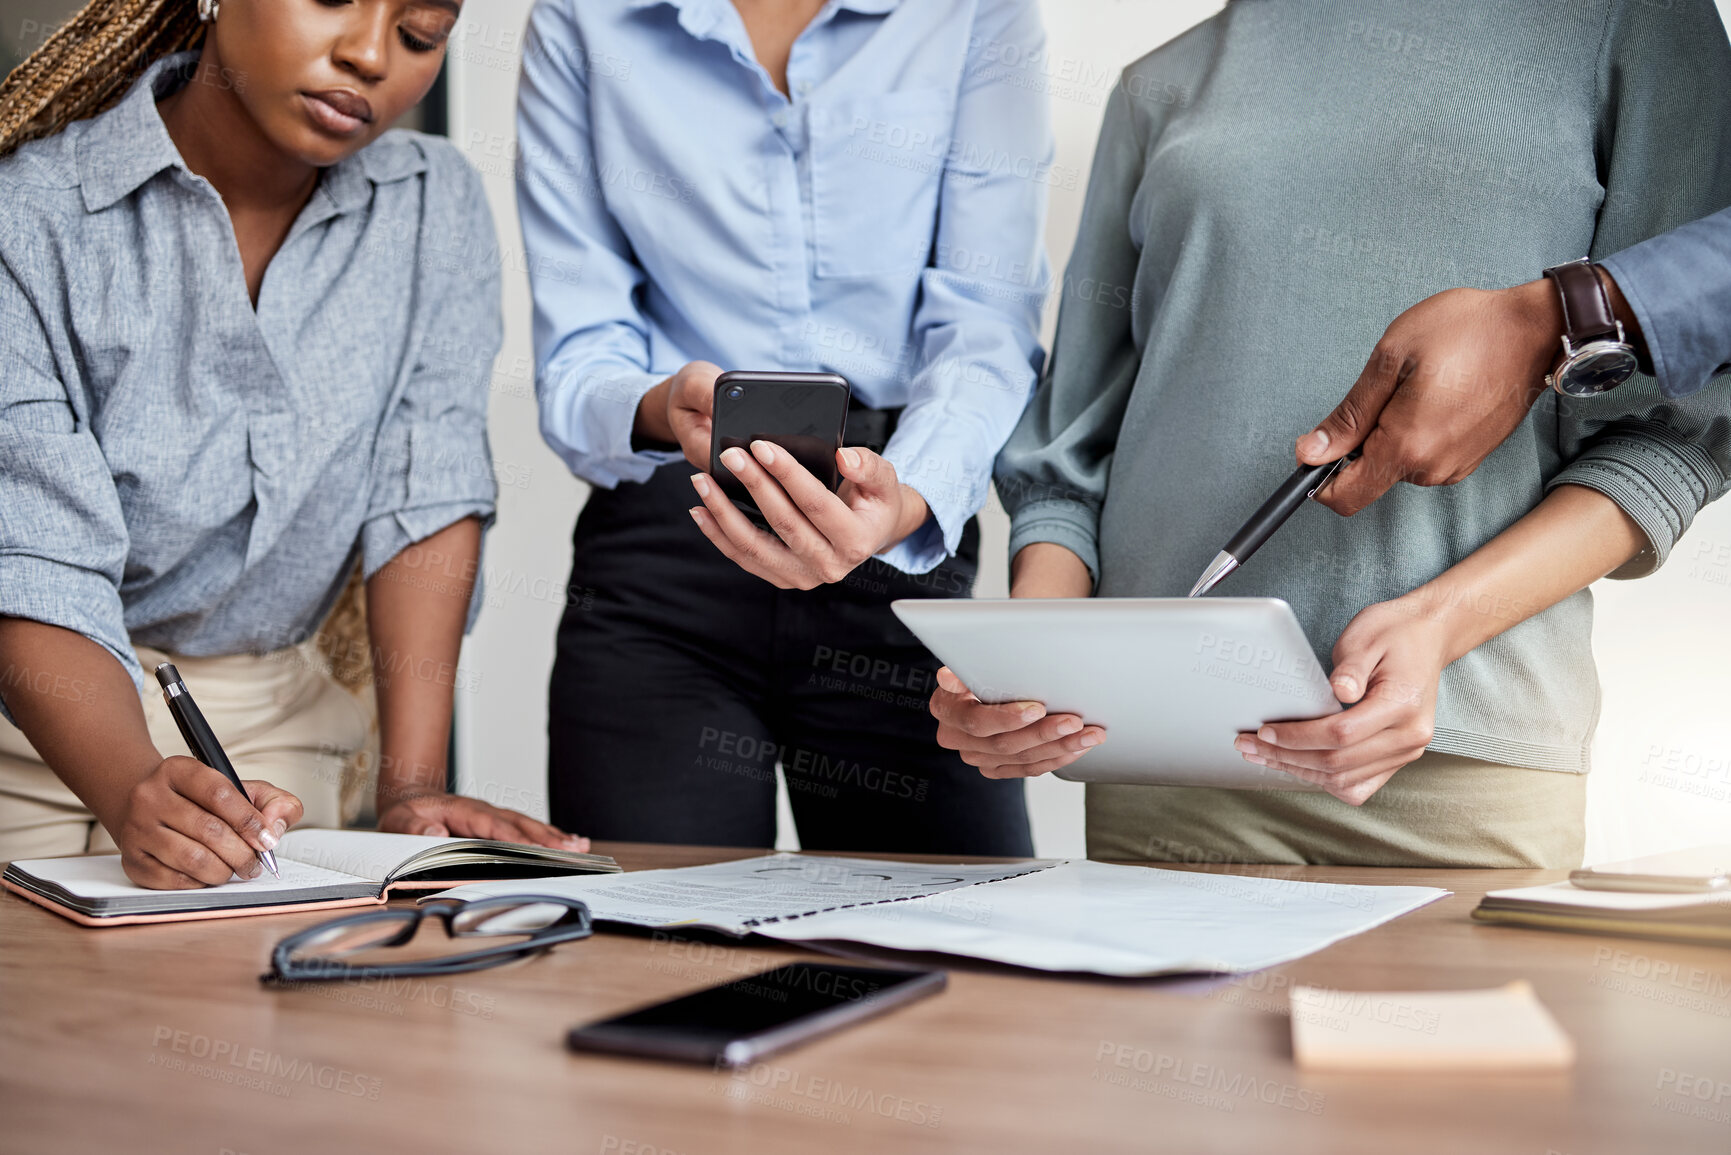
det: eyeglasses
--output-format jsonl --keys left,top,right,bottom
{"left": 264, "top": 895, "right": 593, "bottom": 983}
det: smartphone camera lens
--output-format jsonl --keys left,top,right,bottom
{"left": 724, "top": 385, "right": 745, "bottom": 400}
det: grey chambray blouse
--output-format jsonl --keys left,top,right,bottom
{"left": 0, "top": 54, "right": 502, "bottom": 704}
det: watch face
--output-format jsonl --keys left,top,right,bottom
{"left": 1555, "top": 343, "right": 1639, "bottom": 397}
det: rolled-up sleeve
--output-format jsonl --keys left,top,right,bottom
{"left": 994, "top": 80, "right": 1148, "bottom": 585}
{"left": 1546, "top": 0, "right": 1731, "bottom": 576}
{"left": 360, "top": 152, "right": 502, "bottom": 616}
{"left": 517, "top": 0, "right": 678, "bottom": 489}
{"left": 876, "top": 0, "right": 1051, "bottom": 574}
{"left": 0, "top": 250, "right": 139, "bottom": 711}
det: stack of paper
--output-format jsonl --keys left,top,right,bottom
{"left": 1472, "top": 881, "right": 1731, "bottom": 944}
{"left": 440, "top": 854, "right": 1448, "bottom": 978}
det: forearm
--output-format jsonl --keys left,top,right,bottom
{"left": 366, "top": 517, "right": 480, "bottom": 809}
{"left": 1010, "top": 542, "right": 1093, "bottom": 598}
{"left": 0, "top": 618, "right": 160, "bottom": 830}
{"left": 1397, "top": 484, "right": 1648, "bottom": 662}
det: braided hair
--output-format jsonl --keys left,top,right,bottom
{"left": 0, "top": 0, "right": 204, "bottom": 157}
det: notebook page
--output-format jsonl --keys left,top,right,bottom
{"left": 8, "top": 853, "right": 365, "bottom": 899}
{"left": 276, "top": 829, "right": 464, "bottom": 882}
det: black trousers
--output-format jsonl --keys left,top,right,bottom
{"left": 547, "top": 465, "right": 1032, "bottom": 856}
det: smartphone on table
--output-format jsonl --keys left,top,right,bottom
{"left": 709, "top": 371, "right": 851, "bottom": 513}
{"left": 566, "top": 962, "right": 945, "bottom": 1067}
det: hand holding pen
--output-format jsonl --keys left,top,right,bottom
{"left": 1190, "top": 450, "right": 1363, "bottom": 597}
{"left": 150, "top": 663, "right": 290, "bottom": 881}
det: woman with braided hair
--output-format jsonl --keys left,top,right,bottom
{"left": 0, "top": 0, "right": 588, "bottom": 888}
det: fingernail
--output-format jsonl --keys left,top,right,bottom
{"left": 689, "top": 507, "right": 704, "bottom": 524}
{"left": 691, "top": 473, "right": 711, "bottom": 497}
{"left": 1257, "top": 726, "right": 1277, "bottom": 744}
{"left": 272, "top": 818, "right": 288, "bottom": 837}
{"left": 1334, "top": 676, "right": 1359, "bottom": 698}
{"left": 840, "top": 447, "right": 861, "bottom": 470}
{"left": 751, "top": 440, "right": 776, "bottom": 465}
{"left": 1019, "top": 704, "right": 1044, "bottom": 723}
{"left": 936, "top": 669, "right": 960, "bottom": 691}
{"left": 1234, "top": 737, "right": 1254, "bottom": 754}
{"left": 1055, "top": 717, "right": 1082, "bottom": 737}
{"left": 257, "top": 828, "right": 278, "bottom": 851}
{"left": 1079, "top": 732, "right": 1103, "bottom": 748}
{"left": 1243, "top": 753, "right": 1267, "bottom": 766}
{"left": 242, "top": 861, "right": 261, "bottom": 879}
{"left": 426, "top": 825, "right": 448, "bottom": 837}
{"left": 721, "top": 447, "right": 748, "bottom": 471}
{"left": 1299, "top": 430, "right": 1328, "bottom": 458}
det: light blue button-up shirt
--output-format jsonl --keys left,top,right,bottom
{"left": 517, "top": 0, "right": 1053, "bottom": 572}
{"left": 0, "top": 54, "right": 501, "bottom": 705}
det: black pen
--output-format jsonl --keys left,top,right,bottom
{"left": 1188, "top": 450, "right": 1362, "bottom": 597}
{"left": 154, "top": 663, "right": 280, "bottom": 879}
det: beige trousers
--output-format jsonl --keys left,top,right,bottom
{"left": 0, "top": 642, "right": 366, "bottom": 862}
{"left": 1085, "top": 750, "right": 1588, "bottom": 870}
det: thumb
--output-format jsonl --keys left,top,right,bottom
{"left": 837, "top": 446, "right": 896, "bottom": 496}
{"left": 1299, "top": 341, "right": 1404, "bottom": 465}
{"left": 414, "top": 821, "right": 450, "bottom": 837}
{"left": 1327, "top": 642, "right": 1381, "bottom": 706}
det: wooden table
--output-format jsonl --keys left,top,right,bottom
{"left": 2, "top": 844, "right": 1728, "bottom": 1155}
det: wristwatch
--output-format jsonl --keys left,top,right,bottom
{"left": 1542, "top": 259, "right": 1640, "bottom": 397}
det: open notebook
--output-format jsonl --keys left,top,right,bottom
{"left": 0, "top": 829, "right": 619, "bottom": 927}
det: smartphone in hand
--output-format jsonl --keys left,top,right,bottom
{"left": 709, "top": 371, "right": 851, "bottom": 513}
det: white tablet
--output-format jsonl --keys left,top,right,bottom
{"left": 892, "top": 597, "right": 1340, "bottom": 790}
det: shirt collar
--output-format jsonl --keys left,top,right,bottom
{"left": 76, "top": 51, "right": 427, "bottom": 216}
{"left": 624, "top": 0, "right": 900, "bottom": 36}
{"left": 76, "top": 52, "right": 195, "bottom": 213}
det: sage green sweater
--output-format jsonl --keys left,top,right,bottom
{"left": 998, "top": 0, "right": 1731, "bottom": 773}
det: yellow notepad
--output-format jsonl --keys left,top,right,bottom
{"left": 1290, "top": 981, "right": 1575, "bottom": 1071}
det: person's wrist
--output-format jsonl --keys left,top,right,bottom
{"left": 1388, "top": 587, "right": 1482, "bottom": 667}
{"left": 92, "top": 750, "right": 169, "bottom": 834}
{"left": 1508, "top": 277, "right": 1566, "bottom": 362}
{"left": 1594, "top": 264, "right": 1649, "bottom": 364}
{"left": 631, "top": 378, "right": 676, "bottom": 447}
{"left": 887, "top": 483, "right": 931, "bottom": 550}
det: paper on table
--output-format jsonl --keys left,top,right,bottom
{"left": 436, "top": 853, "right": 1056, "bottom": 935}
{"left": 9, "top": 854, "right": 364, "bottom": 899}
{"left": 1290, "top": 981, "right": 1575, "bottom": 1071}
{"left": 765, "top": 860, "right": 1450, "bottom": 977}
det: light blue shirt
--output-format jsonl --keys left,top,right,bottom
{"left": 516, "top": 0, "right": 1052, "bottom": 572}
{"left": 1600, "top": 204, "right": 1731, "bottom": 400}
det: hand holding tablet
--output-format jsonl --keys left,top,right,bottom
{"left": 900, "top": 597, "right": 1341, "bottom": 793}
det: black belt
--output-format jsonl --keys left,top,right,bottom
{"left": 843, "top": 400, "right": 901, "bottom": 455}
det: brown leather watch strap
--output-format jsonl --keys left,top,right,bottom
{"left": 1543, "top": 259, "right": 1620, "bottom": 346}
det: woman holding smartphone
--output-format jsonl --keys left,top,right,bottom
{"left": 519, "top": 0, "right": 1051, "bottom": 853}
{"left": 934, "top": 0, "right": 1731, "bottom": 867}
{"left": 0, "top": 0, "right": 582, "bottom": 887}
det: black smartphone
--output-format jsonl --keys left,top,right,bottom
{"left": 565, "top": 962, "right": 945, "bottom": 1067}
{"left": 709, "top": 371, "right": 851, "bottom": 512}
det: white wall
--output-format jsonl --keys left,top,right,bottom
{"left": 449, "top": 0, "right": 1731, "bottom": 863}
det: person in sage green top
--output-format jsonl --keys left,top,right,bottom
{"left": 929, "top": 0, "right": 1731, "bottom": 869}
